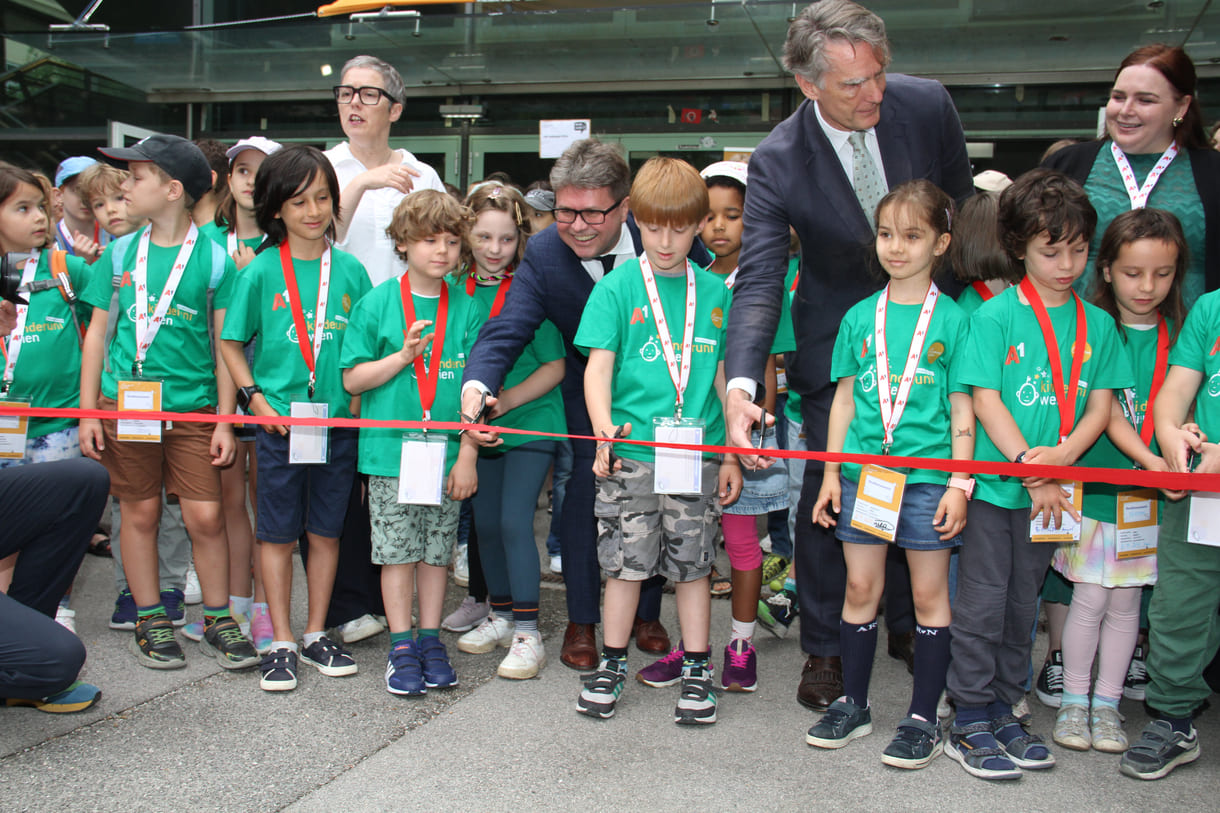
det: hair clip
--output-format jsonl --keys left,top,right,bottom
{"left": 945, "top": 207, "right": 953, "bottom": 231}
{"left": 488, "top": 186, "right": 503, "bottom": 199}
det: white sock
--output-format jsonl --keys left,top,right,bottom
{"left": 731, "top": 618, "right": 756, "bottom": 643}
{"left": 302, "top": 631, "right": 324, "bottom": 647}
{"left": 230, "top": 595, "right": 253, "bottom": 617}
{"left": 270, "top": 639, "right": 298, "bottom": 653}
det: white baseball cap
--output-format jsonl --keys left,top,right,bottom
{"left": 700, "top": 160, "right": 748, "bottom": 187}
{"left": 225, "top": 136, "right": 283, "bottom": 161}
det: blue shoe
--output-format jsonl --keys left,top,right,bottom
{"left": 418, "top": 635, "right": 458, "bottom": 689}
{"left": 1120, "top": 719, "right": 1201, "bottom": 780}
{"left": 992, "top": 712, "right": 1055, "bottom": 769}
{"left": 110, "top": 590, "right": 136, "bottom": 631}
{"left": 385, "top": 640, "right": 426, "bottom": 696}
{"left": 945, "top": 719, "right": 1022, "bottom": 780}
{"left": 5, "top": 681, "right": 101, "bottom": 713}
{"left": 806, "top": 698, "right": 872, "bottom": 748}
{"left": 301, "top": 635, "right": 358, "bottom": 677}
{"left": 160, "top": 588, "right": 186, "bottom": 628}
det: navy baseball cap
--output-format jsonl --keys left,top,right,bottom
{"left": 98, "top": 134, "right": 213, "bottom": 201}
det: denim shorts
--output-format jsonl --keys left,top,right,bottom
{"left": 255, "top": 427, "right": 357, "bottom": 544}
{"left": 724, "top": 429, "right": 789, "bottom": 516}
{"left": 834, "top": 473, "right": 961, "bottom": 551}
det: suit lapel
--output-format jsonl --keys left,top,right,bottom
{"left": 801, "top": 102, "right": 873, "bottom": 240}
{"left": 876, "top": 100, "right": 910, "bottom": 189}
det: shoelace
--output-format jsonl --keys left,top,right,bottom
{"left": 1127, "top": 658, "right": 1147, "bottom": 681}
{"left": 146, "top": 622, "right": 176, "bottom": 647}
{"left": 1043, "top": 661, "right": 1064, "bottom": 691}
{"left": 727, "top": 646, "right": 751, "bottom": 669}
{"left": 769, "top": 594, "right": 793, "bottom": 611}
{"left": 212, "top": 622, "right": 248, "bottom": 648}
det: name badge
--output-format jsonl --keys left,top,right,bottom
{"left": 117, "top": 379, "right": 163, "bottom": 443}
{"left": 398, "top": 433, "right": 447, "bottom": 505}
{"left": 289, "top": 400, "right": 328, "bottom": 464}
{"left": 1115, "top": 489, "right": 1158, "bottom": 559}
{"left": 850, "top": 464, "right": 907, "bottom": 542}
{"left": 0, "top": 398, "right": 30, "bottom": 459}
{"left": 1187, "top": 492, "right": 1220, "bottom": 547}
{"left": 1030, "top": 480, "right": 1083, "bottom": 543}
{"left": 652, "top": 417, "right": 704, "bottom": 495}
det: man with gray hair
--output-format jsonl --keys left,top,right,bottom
{"left": 723, "top": 0, "right": 973, "bottom": 723}
{"left": 461, "top": 139, "right": 710, "bottom": 671}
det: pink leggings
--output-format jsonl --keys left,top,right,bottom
{"left": 722, "top": 513, "right": 762, "bottom": 570}
{"left": 1061, "top": 581, "right": 1141, "bottom": 699}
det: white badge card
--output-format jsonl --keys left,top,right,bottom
{"left": 1187, "top": 492, "right": 1220, "bottom": 547}
{"left": 289, "top": 400, "right": 329, "bottom": 464}
{"left": 1115, "top": 489, "right": 1159, "bottom": 559}
{"left": 850, "top": 464, "right": 907, "bottom": 542}
{"left": 1030, "top": 480, "right": 1083, "bottom": 543}
{"left": 653, "top": 417, "right": 704, "bottom": 495}
{"left": 116, "top": 379, "right": 163, "bottom": 443}
{"left": 398, "top": 433, "right": 447, "bottom": 505}
{"left": 0, "top": 398, "right": 30, "bottom": 459}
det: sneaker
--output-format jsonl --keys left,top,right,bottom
{"left": 675, "top": 661, "right": 717, "bottom": 725}
{"left": 1124, "top": 643, "right": 1149, "bottom": 701}
{"left": 757, "top": 592, "right": 798, "bottom": 639}
{"left": 1012, "top": 695, "right": 1033, "bottom": 724}
{"left": 761, "top": 553, "right": 789, "bottom": 587}
{"left": 4, "top": 680, "right": 101, "bottom": 713}
{"left": 130, "top": 614, "right": 186, "bottom": 669}
{"left": 419, "top": 635, "right": 459, "bottom": 688}
{"left": 300, "top": 636, "right": 358, "bottom": 677}
{"left": 498, "top": 632, "right": 546, "bottom": 680}
{"left": 385, "top": 640, "right": 426, "bottom": 696}
{"left": 806, "top": 698, "right": 872, "bottom": 748}
{"left": 337, "top": 613, "right": 385, "bottom": 644}
{"left": 1120, "top": 719, "right": 1200, "bottom": 780}
{"left": 882, "top": 717, "right": 944, "bottom": 770}
{"left": 1034, "top": 649, "right": 1063, "bottom": 708}
{"left": 992, "top": 712, "right": 1055, "bottom": 769}
{"left": 200, "top": 617, "right": 259, "bottom": 670}
{"left": 1090, "top": 705, "right": 1128, "bottom": 753}
{"left": 576, "top": 658, "right": 627, "bottom": 719}
{"left": 259, "top": 647, "right": 298, "bottom": 691}
{"left": 453, "top": 542, "right": 469, "bottom": 587}
{"left": 442, "top": 596, "right": 490, "bottom": 633}
{"left": 636, "top": 643, "right": 685, "bottom": 688}
{"left": 161, "top": 588, "right": 187, "bottom": 627}
{"left": 183, "top": 565, "right": 202, "bottom": 605}
{"left": 945, "top": 720, "right": 1022, "bottom": 780}
{"left": 768, "top": 561, "right": 792, "bottom": 594}
{"left": 55, "top": 606, "right": 76, "bottom": 634}
{"left": 457, "top": 614, "right": 514, "bottom": 654}
{"left": 1053, "top": 703, "right": 1091, "bottom": 751}
{"left": 549, "top": 554, "right": 562, "bottom": 574}
{"left": 721, "top": 639, "right": 758, "bottom": 693}
{"left": 250, "top": 604, "right": 273, "bottom": 654}
{"left": 110, "top": 590, "right": 137, "bottom": 630}
{"left": 181, "top": 620, "right": 205, "bottom": 642}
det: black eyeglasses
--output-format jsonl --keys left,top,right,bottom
{"left": 552, "top": 196, "right": 625, "bottom": 225}
{"left": 332, "top": 85, "right": 398, "bottom": 106}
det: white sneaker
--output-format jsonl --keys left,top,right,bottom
{"left": 337, "top": 613, "right": 385, "bottom": 644}
{"left": 453, "top": 543, "right": 469, "bottom": 587}
{"left": 498, "top": 632, "right": 546, "bottom": 679}
{"left": 55, "top": 606, "right": 76, "bottom": 634}
{"left": 183, "top": 565, "right": 202, "bottom": 605}
{"left": 937, "top": 690, "right": 953, "bottom": 721}
{"left": 549, "top": 555, "right": 562, "bottom": 574}
{"left": 442, "top": 596, "right": 490, "bottom": 633}
{"left": 457, "top": 614, "right": 513, "bottom": 654}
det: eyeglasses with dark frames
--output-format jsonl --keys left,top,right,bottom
{"left": 551, "top": 196, "right": 626, "bottom": 225}
{"left": 332, "top": 85, "right": 398, "bottom": 106}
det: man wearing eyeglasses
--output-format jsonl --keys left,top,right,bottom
{"left": 461, "top": 139, "right": 711, "bottom": 671}
{"left": 326, "top": 54, "right": 445, "bottom": 287}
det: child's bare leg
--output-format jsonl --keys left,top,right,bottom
{"left": 220, "top": 444, "right": 255, "bottom": 599}
{"left": 674, "top": 577, "right": 711, "bottom": 652}
{"left": 602, "top": 576, "right": 642, "bottom": 649}
{"left": 178, "top": 496, "right": 229, "bottom": 610}
{"left": 302, "top": 532, "right": 339, "bottom": 635}
{"left": 416, "top": 563, "right": 448, "bottom": 630}
{"left": 261, "top": 540, "right": 295, "bottom": 642}
{"left": 121, "top": 495, "right": 163, "bottom": 607}
{"left": 381, "top": 562, "right": 415, "bottom": 633}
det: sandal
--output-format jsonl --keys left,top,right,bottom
{"left": 87, "top": 530, "right": 112, "bottom": 558}
{"left": 709, "top": 566, "right": 732, "bottom": 597}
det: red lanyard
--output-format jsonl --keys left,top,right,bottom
{"left": 465, "top": 270, "right": 512, "bottom": 318}
{"left": 401, "top": 275, "right": 448, "bottom": 420}
{"left": 1020, "top": 277, "right": 1087, "bottom": 441}
{"left": 1136, "top": 315, "right": 1170, "bottom": 447}
{"left": 971, "top": 280, "right": 995, "bottom": 302}
{"left": 279, "top": 242, "right": 330, "bottom": 398}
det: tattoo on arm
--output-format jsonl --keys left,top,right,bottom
{"left": 955, "top": 429, "right": 973, "bottom": 438}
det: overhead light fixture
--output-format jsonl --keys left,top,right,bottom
{"left": 440, "top": 104, "right": 484, "bottom": 121}
{"left": 320, "top": 64, "right": 333, "bottom": 77}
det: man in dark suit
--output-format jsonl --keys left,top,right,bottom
{"left": 724, "top": 1, "right": 974, "bottom": 711}
{"left": 462, "top": 139, "right": 710, "bottom": 671}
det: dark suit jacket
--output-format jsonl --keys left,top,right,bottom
{"left": 1043, "top": 139, "right": 1220, "bottom": 293}
{"left": 727, "top": 74, "right": 974, "bottom": 398}
{"left": 462, "top": 214, "right": 711, "bottom": 437}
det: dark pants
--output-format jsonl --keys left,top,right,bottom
{"left": 299, "top": 474, "right": 384, "bottom": 628}
{"left": 0, "top": 458, "right": 108, "bottom": 699}
{"left": 796, "top": 386, "right": 914, "bottom": 657}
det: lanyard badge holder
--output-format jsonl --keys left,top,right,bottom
{"left": 282, "top": 243, "right": 333, "bottom": 464}
{"left": 289, "top": 394, "right": 329, "bottom": 464}
{"left": 116, "top": 370, "right": 164, "bottom": 443}
{"left": 397, "top": 272, "right": 449, "bottom": 505}
{"left": 0, "top": 386, "right": 30, "bottom": 460}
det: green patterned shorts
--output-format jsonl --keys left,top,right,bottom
{"left": 369, "top": 475, "right": 460, "bottom": 566}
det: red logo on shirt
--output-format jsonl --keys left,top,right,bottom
{"left": 119, "top": 271, "right": 132, "bottom": 288}
{"left": 273, "top": 293, "right": 287, "bottom": 311}
{"left": 1004, "top": 345, "right": 1021, "bottom": 365}
{"left": 1210, "top": 336, "right": 1220, "bottom": 356}
{"left": 629, "top": 307, "right": 647, "bottom": 325}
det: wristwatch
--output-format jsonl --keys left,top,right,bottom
{"left": 236, "top": 385, "right": 262, "bottom": 412}
{"left": 947, "top": 477, "right": 975, "bottom": 500}
{"left": 1014, "top": 450, "right": 1028, "bottom": 465}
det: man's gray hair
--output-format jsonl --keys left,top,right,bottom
{"left": 782, "top": 0, "right": 891, "bottom": 88}
{"left": 341, "top": 55, "right": 407, "bottom": 105}
{"left": 549, "top": 139, "right": 631, "bottom": 200}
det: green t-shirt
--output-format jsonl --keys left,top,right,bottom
{"left": 82, "top": 227, "right": 235, "bottom": 412}
{"left": 955, "top": 283, "right": 987, "bottom": 317}
{"left": 5, "top": 251, "right": 92, "bottom": 438}
{"left": 339, "top": 277, "right": 484, "bottom": 477}
{"left": 575, "top": 258, "right": 729, "bottom": 463}
{"left": 221, "top": 246, "right": 371, "bottom": 417}
{"left": 1168, "top": 289, "right": 1220, "bottom": 438}
{"left": 1081, "top": 322, "right": 1169, "bottom": 523}
{"left": 197, "top": 221, "right": 262, "bottom": 255}
{"left": 960, "top": 286, "right": 1133, "bottom": 509}
{"left": 829, "top": 290, "right": 970, "bottom": 486}
{"left": 466, "top": 279, "right": 567, "bottom": 453}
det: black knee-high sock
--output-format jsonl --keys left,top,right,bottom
{"left": 840, "top": 618, "right": 878, "bottom": 706}
{"left": 907, "top": 624, "right": 951, "bottom": 721}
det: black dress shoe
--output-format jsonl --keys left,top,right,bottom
{"left": 797, "top": 655, "right": 842, "bottom": 711}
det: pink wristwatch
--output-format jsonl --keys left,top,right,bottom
{"left": 948, "top": 477, "right": 976, "bottom": 500}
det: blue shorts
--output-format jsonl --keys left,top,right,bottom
{"left": 255, "top": 428, "right": 358, "bottom": 544}
{"left": 723, "top": 429, "right": 789, "bottom": 516}
{"left": 834, "top": 473, "right": 961, "bottom": 551}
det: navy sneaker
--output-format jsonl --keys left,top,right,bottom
{"left": 882, "top": 717, "right": 944, "bottom": 770}
{"left": 301, "top": 635, "right": 358, "bottom": 677}
{"left": 418, "top": 635, "right": 458, "bottom": 689}
{"left": 1120, "top": 719, "right": 1200, "bottom": 780}
{"left": 260, "top": 647, "right": 298, "bottom": 691}
{"left": 160, "top": 588, "right": 187, "bottom": 628}
{"left": 110, "top": 590, "right": 137, "bottom": 631}
{"left": 806, "top": 698, "right": 872, "bottom": 748}
{"left": 385, "top": 640, "right": 426, "bottom": 696}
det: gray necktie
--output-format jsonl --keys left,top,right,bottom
{"left": 849, "top": 131, "right": 885, "bottom": 232}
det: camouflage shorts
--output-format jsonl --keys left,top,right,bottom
{"left": 593, "top": 458, "right": 720, "bottom": 583}
{"left": 368, "top": 475, "right": 460, "bottom": 567}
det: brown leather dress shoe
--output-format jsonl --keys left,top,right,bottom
{"left": 888, "top": 630, "right": 915, "bottom": 675}
{"left": 560, "top": 622, "right": 598, "bottom": 671}
{"left": 797, "top": 655, "right": 843, "bottom": 711}
{"left": 631, "top": 617, "right": 671, "bottom": 654}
